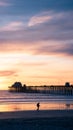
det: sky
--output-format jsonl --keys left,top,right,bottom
{"left": 0, "top": 0, "right": 73, "bottom": 89}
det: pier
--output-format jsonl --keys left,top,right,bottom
{"left": 9, "top": 82, "right": 73, "bottom": 95}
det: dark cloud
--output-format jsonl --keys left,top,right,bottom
{"left": 0, "top": 11, "right": 73, "bottom": 42}
{"left": 0, "top": 5, "right": 73, "bottom": 58}
{"left": 35, "top": 43, "right": 73, "bottom": 57}
{"left": 56, "top": 43, "right": 73, "bottom": 56}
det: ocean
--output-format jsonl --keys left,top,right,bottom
{"left": 0, "top": 90, "right": 73, "bottom": 112}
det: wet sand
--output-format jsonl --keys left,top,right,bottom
{"left": 0, "top": 110, "right": 73, "bottom": 130}
{"left": 0, "top": 110, "right": 73, "bottom": 119}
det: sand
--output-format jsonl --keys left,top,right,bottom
{"left": 0, "top": 110, "right": 73, "bottom": 130}
{"left": 0, "top": 110, "right": 73, "bottom": 119}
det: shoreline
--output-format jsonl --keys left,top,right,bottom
{"left": 0, "top": 109, "right": 73, "bottom": 120}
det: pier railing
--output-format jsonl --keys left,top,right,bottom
{"left": 9, "top": 85, "right": 73, "bottom": 95}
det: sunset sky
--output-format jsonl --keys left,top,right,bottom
{"left": 0, "top": 0, "right": 73, "bottom": 89}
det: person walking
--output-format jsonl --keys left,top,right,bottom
{"left": 37, "top": 102, "right": 40, "bottom": 110}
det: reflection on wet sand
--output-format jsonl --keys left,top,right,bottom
{"left": 0, "top": 102, "right": 73, "bottom": 112}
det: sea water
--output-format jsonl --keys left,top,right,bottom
{"left": 0, "top": 90, "right": 73, "bottom": 112}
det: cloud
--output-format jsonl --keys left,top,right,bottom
{"left": 0, "top": 11, "right": 72, "bottom": 42}
{"left": 19, "top": 62, "right": 47, "bottom": 67}
{"left": 56, "top": 43, "right": 73, "bottom": 56}
{"left": 28, "top": 11, "right": 52, "bottom": 26}
{"left": 0, "top": 11, "right": 73, "bottom": 58}
{"left": 34, "top": 43, "right": 73, "bottom": 57}
{"left": 0, "top": 1, "right": 11, "bottom": 7}
{"left": 0, "top": 70, "right": 16, "bottom": 77}
{"left": 0, "top": 21, "right": 23, "bottom": 31}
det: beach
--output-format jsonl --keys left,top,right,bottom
{"left": 0, "top": 91, "right": 73, "bottom": 129}
{"left": 0, "top": 110, "right": 73, "bottom": 130}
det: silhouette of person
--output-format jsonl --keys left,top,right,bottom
{"left": 37, "top": 102, "right": 40, "bottom": 110}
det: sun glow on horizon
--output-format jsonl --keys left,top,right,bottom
{"left": 0, "top": 51, "right": 73, "bottom": 90}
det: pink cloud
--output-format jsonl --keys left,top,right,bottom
{"left": 0, "top": 1, "right": 11, "bottom": 6}
{"left": 28, "top": 11, "right": 52, "bottom": 26}
{"left": 0, "top": 21, "right": 23, "bottom": 31}
{"left": 0, "top": 70, "right": 16, "bottom": 77}
{"left": 28, "top": 16, "right": 52, "bottom": 26}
